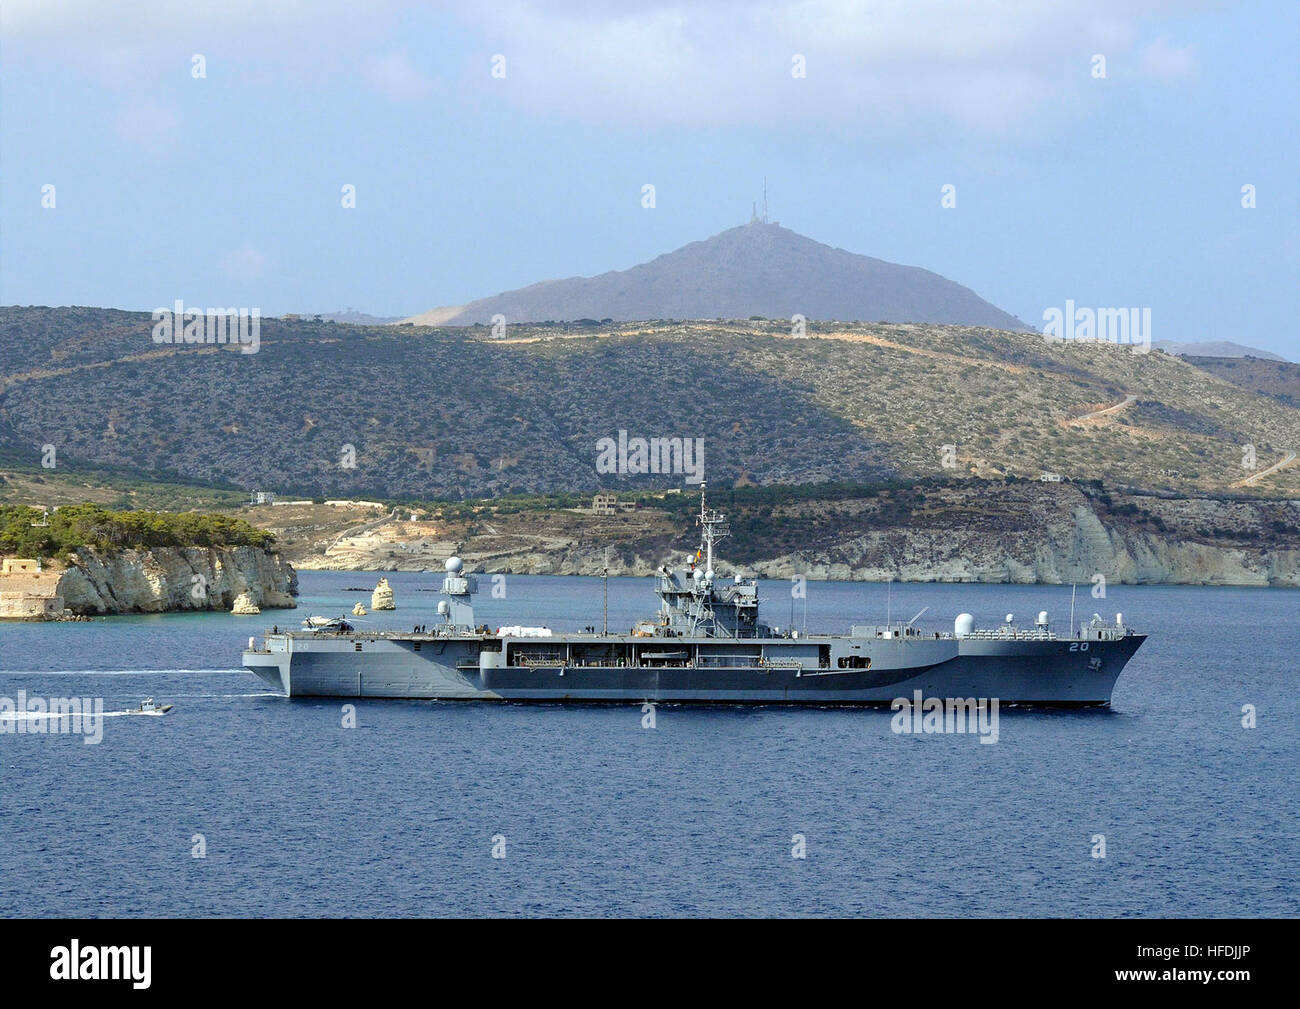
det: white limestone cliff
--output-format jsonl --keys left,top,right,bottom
{"left": 55, "top": 546, "right": 298, "bottom": 615}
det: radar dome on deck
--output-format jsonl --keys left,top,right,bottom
{"left": 445, "top": 556, "right": 463, "bottom": 573}
{"left": 437, "top": 600, "right": 449, "bottom": 615}
{"left": 1036, "top": 611, "right": 1049, "bottom": 627}
{"left": 954, "top": 613, "right": 974, "bottom": 639}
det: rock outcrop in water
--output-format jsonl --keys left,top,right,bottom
{"left": 52, "top": 546, "right": 297, "bottom": 616}
{"left": 230, "top": 592, "right": 262, "bottom": 615}
{"left": 371, "top": 577, "right": 396, "bottom": 610}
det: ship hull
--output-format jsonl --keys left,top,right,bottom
{"left": 244, "top": 632, "right": 1143, "bottom": 706}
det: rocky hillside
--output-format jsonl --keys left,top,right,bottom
{"left": 2, "top": 309, "right": 1298, "bottom": 500}
{"left": 1181, "top": 355, "right": 1300, "bottom": 410}
{"left": 402, "top": 221, "right": 1026, "bottom": 329}
{"left": 736, "top": 483, "right": 1300, "bottom": 586}
{"left": 260, "top": 482, "right": 1300, "bottom": 587}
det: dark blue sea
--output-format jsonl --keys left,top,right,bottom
{"left": 1, "top": 572, "right": 1296, "bottom": 918}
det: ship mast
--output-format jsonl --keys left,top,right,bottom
{"left": 697, "top": 482, "right": 729, "bottom": 574}
{"left": 602, "top": 547, "right": 609, "bottom": 636}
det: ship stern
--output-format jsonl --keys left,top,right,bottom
{"left": 243, "top": 635, "right": 290, "bottom": 694}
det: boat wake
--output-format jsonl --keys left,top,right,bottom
{"left": 0, "top": 668, "right": 246, "bottom": 676}
{"left": 1, "top": 709, "right": 148, "bottom": 722}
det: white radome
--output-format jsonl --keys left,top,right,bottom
{"left": 445, "top": 556, "right": 463, "bottom": 573}
{"left": 954, "top": 613, "right": 974, "bottom": 638}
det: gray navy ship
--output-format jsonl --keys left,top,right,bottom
{"left": 243, "top": 489, "right": 1145, "bottom": 705}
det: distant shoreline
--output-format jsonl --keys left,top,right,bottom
{"left": 297, "top": 566, "right": 1300, "bottom": 589}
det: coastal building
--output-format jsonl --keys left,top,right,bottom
{"left": 593, "top": 494, "right": 636, "bottom": 515}
{"left": 1039, "top": 472, "right": 1064, "bottom": 483}
{"left": 0, "top": 559, "right": 64, "bottom": 620}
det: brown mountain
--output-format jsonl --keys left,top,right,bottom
{"left": 401, "top": 221, "right": 1027, "bottom": 329}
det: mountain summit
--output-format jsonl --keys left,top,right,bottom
{"left": 402, "top": 221, "right": 1027, "bottom": 329}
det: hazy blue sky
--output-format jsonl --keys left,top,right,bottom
{"left": 2, "top": 1, "right": 1296, "bottom": 356}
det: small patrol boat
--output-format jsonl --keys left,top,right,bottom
{"left": 128, "top": 697, "right": 173, "bottom": 716}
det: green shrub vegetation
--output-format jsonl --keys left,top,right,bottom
{"left": 0, "top": 504, "right": 275, "bottom": 560}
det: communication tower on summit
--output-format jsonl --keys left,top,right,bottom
{"left": 749, "top": 179, "right": 770, "bottom": 224}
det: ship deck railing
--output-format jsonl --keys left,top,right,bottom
{"left": 958, "top": 626, "right": 1129, "bottom": 641}
{"left": 509, "top": 655, "right": 811, "bottom": 671}
{"left": 960, "top": 629, "right": 1060, "bottom": 640}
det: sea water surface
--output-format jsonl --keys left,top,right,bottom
{"left": 1, "top": 571, "right": 1296, "bottom": 918}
